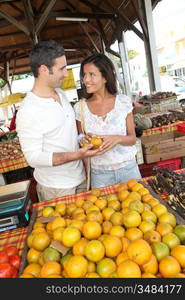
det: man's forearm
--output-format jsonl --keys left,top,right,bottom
{"left": 52, "top": 151, "right": 80, "bottom": 166}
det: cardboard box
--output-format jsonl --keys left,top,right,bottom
{"left": 141, "top": 131, "right": 185, "bottom": 163}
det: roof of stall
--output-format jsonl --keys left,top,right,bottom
{"left": 0, "top": 0, "right": 161, "bottom": 79}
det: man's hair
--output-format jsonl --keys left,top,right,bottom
{"left": 30, "top": 40, "right": 65, "bottom": 77}
{"left": 80, "top": 53, "right": 118, "bottom": 98}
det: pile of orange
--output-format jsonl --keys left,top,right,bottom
{"left": 20, "top": 178, "right": 185, "bottom": 278}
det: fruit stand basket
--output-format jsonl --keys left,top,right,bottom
{"left": 18, "top": 177, "right": 185, "bottom": 278}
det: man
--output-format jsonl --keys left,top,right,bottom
{"left": 16, "top": 40, "right": 104, "bottom": 202}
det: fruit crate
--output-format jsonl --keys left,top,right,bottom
{"left": 177, "top": 122, "right": 185, "bottom": 133}
{"left": 139, "top": 157, "right": 181, "bottom": 178}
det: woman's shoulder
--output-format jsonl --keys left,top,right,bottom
{"left": 117, "top": 93, "right": 132, "bottom": 104}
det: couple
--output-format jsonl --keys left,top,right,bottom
{"left": 16, "top": 40, "right": 141, "bottom": 202}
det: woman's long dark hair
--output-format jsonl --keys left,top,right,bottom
{"left": 80, "top": 53, "right": 118, "bottom": 99}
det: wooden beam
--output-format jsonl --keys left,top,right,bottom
{"left": 105, "top": 0, "right": 144, "bottom": 40}
{"left": 0, "top": 8, "right": 29, "bottom": 35}
{"left": 35, "top": 0, "right": 57, "bottom": 35}
{"left": 78, "top": 0, "right": 108, "bottom": 14}
{"left": 22, "top": 0, "right": 35, "bottom": 42}
{"left": 80, "top": 23, "right": 100, "bottom": 52}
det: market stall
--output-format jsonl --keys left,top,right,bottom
{"left": 0, "top": 170, "right": 183, "bottom": 278}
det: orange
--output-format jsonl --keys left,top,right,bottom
{"left": 121, "top": 207, "right": 130, "bottom": 215}
{"left": 142, "top": 193, "right": 153, "bottom": 203}
{"left": 19, "top": 273, "right": 35, "bottom": 278}
{"left": 72, "top": 208, "right": 84, "bottom": 218}
{"left": 106, "top": 194, "right": 118, "bottom": 202}
{"left": 90, "top": 136, "right": 103, "bottom": 149}
{"left": 117, "top": 260, "right": 141, "bottom": 278}
{"left": 53, "top": 227, "right": 65, "bottom": 242}
{"left": 73, "top": 212, "right": 87, "bottom": 222}
{"left": 95, "top": 198, "right": 107, "bottom": 210}
{"left": 158, "top": 212, "right": 176, "bottom": 227}
{"left": 87, "top": 261, "right": 96, "bottom": 273}
{"left": 118, "top": 190, "right": 130, "bottom": 201}
{"left": 82, "top": 200, "right": 93, "bottom": 211}
{"left": 117, "top": 183, "right": 128, "bottom": 193}
{"left": 110, "top": 212, "right": 123, "bottom": 225}
{"left": 86, "top": 194, "right": 98, "bottom": 203}
{"left": 141, "top": 254, "right": 158, "bottom": 275}
{"left": 32, "top": 232, "right": 51, "bottom": 251}
{"left": 86, "top": 210, "right": 103, "bottom": 224}
{"left": 40, "top": 261, "right": 62, "bottom": 278}
{"left": 123, "top": 210, "right": 141, "bottom": 228}
{"left": 90, "top": 188, "right": 101, "bottom": 197}
{"left": 156, "top": 223, "right": 173, "bottom": 236}
{"left": 121, "top": 197, "right": 134, "bottom": 208}
{"left": 127, "top": 239, "right": 152, "bottom": 265}
{"left": 103, "top": 235, "right": 122, "bottom": 257}
{"left": 86, "top": 205, "right": 100, "bottom": 214}
{"left": 55, "top": 203, "right": 66, "bottom": 216}
{"left": 127, "top": 191, "right": 141, "bottom": 201}
{"left": 142, "top": 273, "right": 156, "bottom": 278}
{"left": 171, "top": 245, "right": 185, "bottom": 268}
{"left": 42, "top": 206, "right": 55, "bottom": 217}
{"left": 45, "top": 274, "right": 63, "bottom": 278}
{"left": 66, "top": 204, "right": 77, "bottom": 216}
{"left": 141, "top": 211, "right": 157, "bottom": 223}
{"left": 85, "top": 272, "right": 100, "bottom": 278}
{"left": 85, "top": 240, "right": 105, "bottom": 262}
{"left": 69, "top": 220, "right": 84, "bottom": 232}
{"left": 162, "top": 232, "right": 180, "bottom": 249}
{"left": 98, "top": 234, "right": 109, "bottom": 243}
{"left": 125, "top": 227, "right": 143, "bottom": 241}
{"left": 137, "top": 187, "right": 150, "bottom": 196}
{"left": 33, "top": 227, "right": 47, "bottom": 234}
{"left": 159, "top": 256, "right": 181, "bottom": 278}
{"left": 108, "top": 200, "right": 121, "bottom": 211}
{"left": 96, "top": 258, "right": 116, "bottom": 278}
{"left": 109, "top": 225, "right": 125, "bottom": 238}
{"left": 27, "top": 233, "right": 36, "bottom": 248}
{"left": 65, "top": 255, "right": 88, "bottom": 278}
{"left": 144, "top": 230, "right": 161, "bottom": 244}
{"left": 102, "top": 207, "right": 115, "bottom": 221}
{"left": 23, "top": 263, "right": 41, "bottom": 277}
{"left": 86, "top": 272, "right": 100, "bottom": 278}
{"left": 26, "top": 248, "right": 42, "bottom": 264}
{"left": 116, "top": 252, "right": 129, "bottom": 265}
{"left": 72, "top": 238, "right": 88, "bottom": 256}
{"left": 75, "top": 197, "right": 85, "bottom": 208}
{"left": 33, "top": 221, "right": 45, "bottom": 229}
{"left": 168, "top": 273, "right": 185, "bottom": 278}
{"left": 62, "top": 227, "right": 81, "bottom": 247}
{"left": 102, "top": 221, "right": 112, "bottom": 234}
{"left": 139, "top": 220, "right": 155, "bottom": 233}
{"left": 82, "top": 221, "right": 102, "bottom": 239}
{"left": 127, "top": 178, "right": 138, "bottom": 190}
{"left": 152, "top": 204, "right": 167, "bottom": 217}
{"left": 129, "top": 199, "right": 144, "bottom": 213}
{"left": 147, "top": 198, "right": 160, "bottom": 207}
{"left": 131, "top": 183, "right": 143, "bottom": 192}
{"left": 51, "top": 211, "right": 61, "bottom": 217}
{"left": 121, "top": 237, "right": 131, "bottom": 252}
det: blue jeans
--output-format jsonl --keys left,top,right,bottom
{"left": 91, "top": 160, "right": 141, "bottom": 189}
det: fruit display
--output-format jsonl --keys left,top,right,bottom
{"left": 148, "top": 167, "right": 185, "bottom": 219}
{"left": 0, "top": 245, "right": 21, "bottom": 278}
{"left": 0, "top": 136, "right": 24, "bottom": 160}
{"left": 150, "top": 111, "right": 185, "bottom": 128}
{"left": 140, "top": 92, "right": 177, "bottom": 103}
{"left": 19, "top": 179, "right": 185, "bottom": 278}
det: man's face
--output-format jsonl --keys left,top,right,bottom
{"left": 47, "top": 56, "right": 69, "bottom": 88}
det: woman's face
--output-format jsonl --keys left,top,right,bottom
{"left": 82, "top": 62, "right": 106, "bottom": 94}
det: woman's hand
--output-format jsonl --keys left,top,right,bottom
{"left": 99, "top": 135, "right": 123, "bottom": 152}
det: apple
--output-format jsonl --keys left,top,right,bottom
{"left": 173, "top": 225, "right": 185, "bottom": 244}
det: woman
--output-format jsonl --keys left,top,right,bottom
{"left": 74, "top": 53, "right": 141, "bottom": 188}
